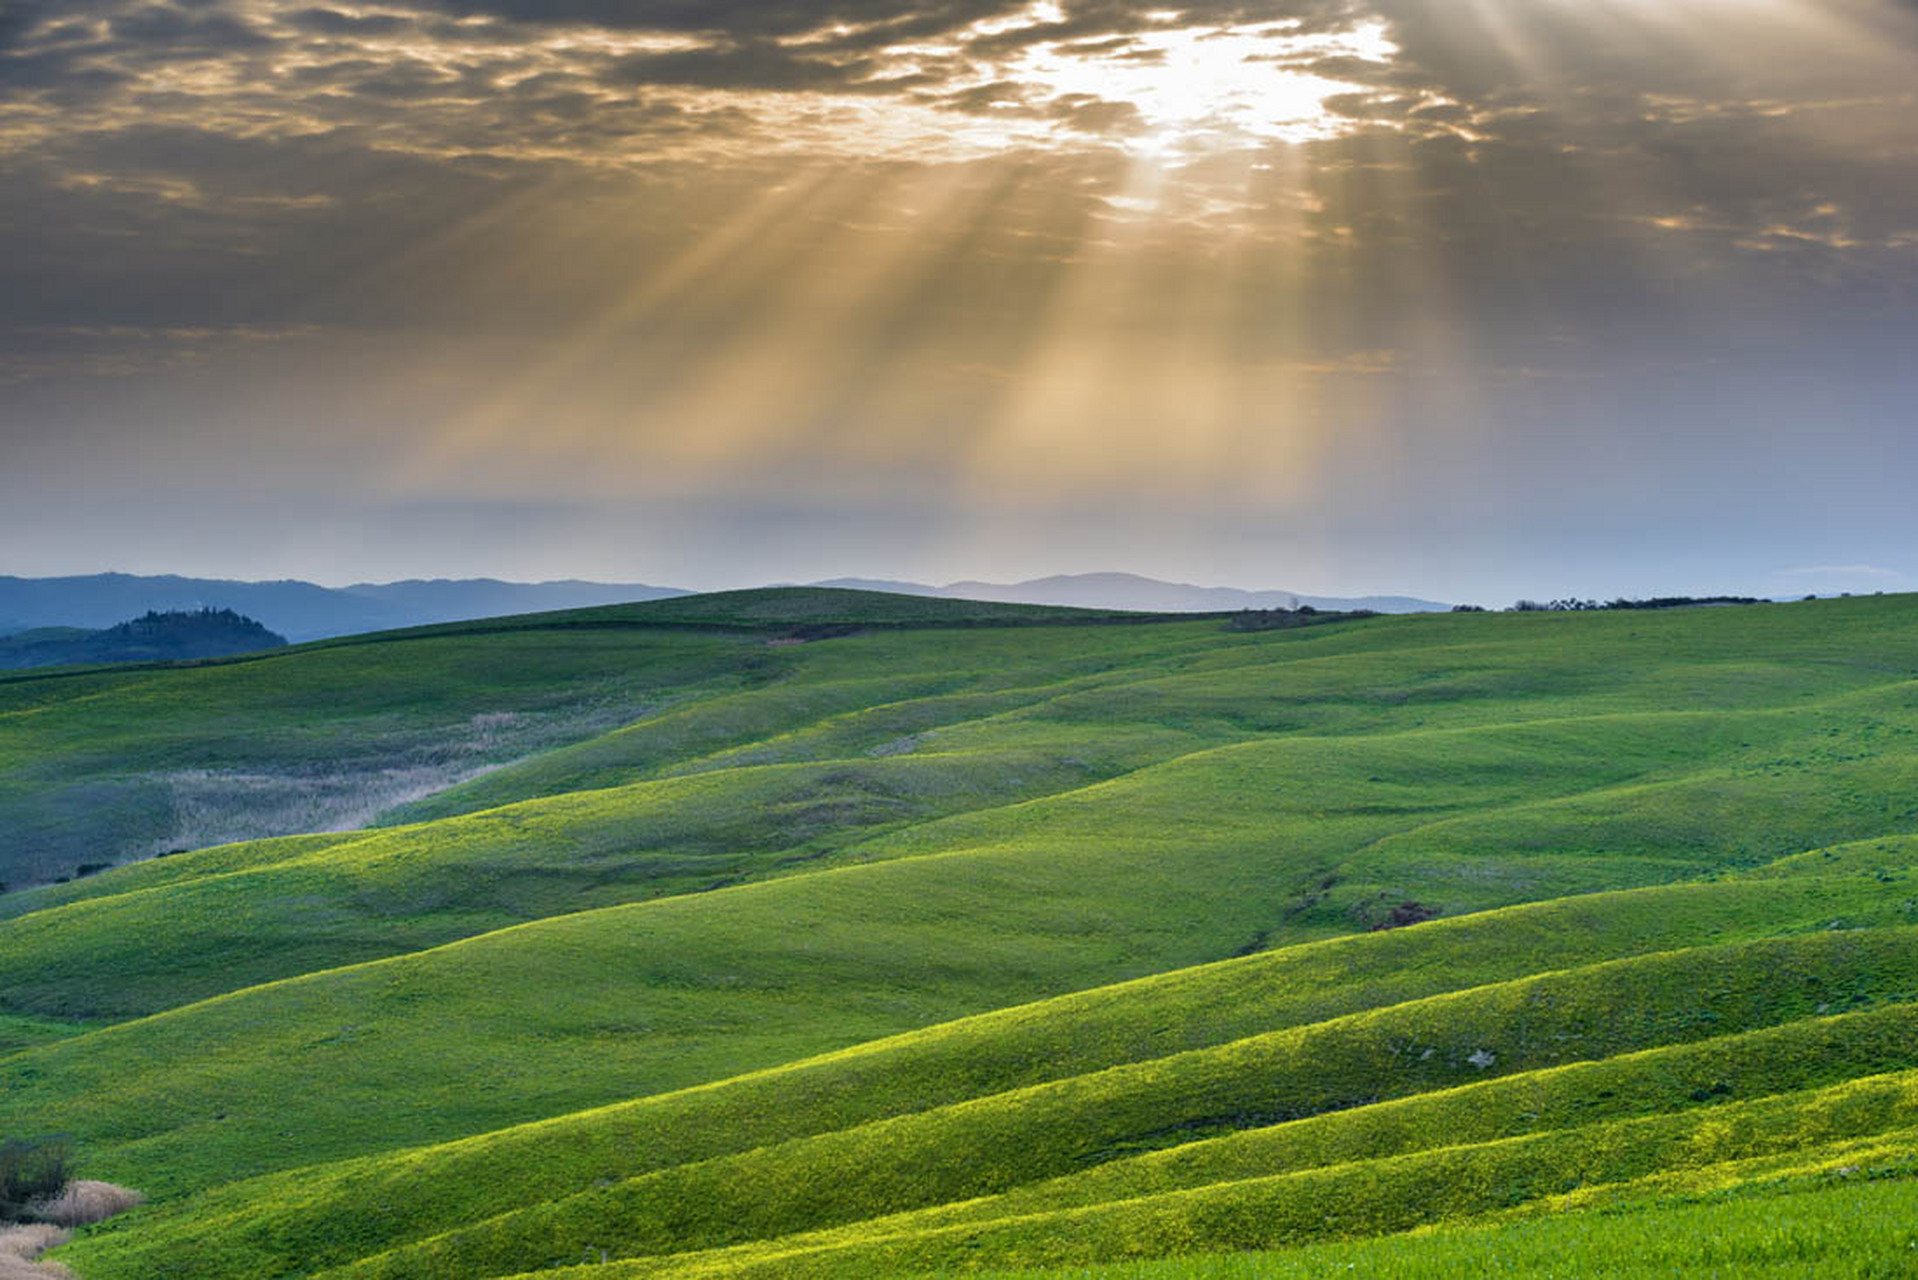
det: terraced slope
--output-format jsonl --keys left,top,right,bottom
{"left": 4, "top": 589, "right": 1916, "bottom": 1278}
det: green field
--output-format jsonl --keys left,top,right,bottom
{"left": 4, "top": 588, "right": 1917, "bottom": 1277}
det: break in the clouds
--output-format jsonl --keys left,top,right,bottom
{"left": 2, "top": 0, "right": 1916, "bottom": 600}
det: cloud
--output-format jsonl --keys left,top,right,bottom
{"left": 281, "top": 8, "right": 421, "bottom": 38}
{"left": 1046, "top": 92, "right": 1146, "bottom": 134}
{"left": 421, "top": 0, "right": 1033, "bottom": 39}
{"left": 104, "top": 4, "right": 274, "bottom": 51}
{"left": 2, "top": 0, "right": 1910, "bottom": 354}
{"left": 3, "top": 0, "right": 1916, "bottom": 601}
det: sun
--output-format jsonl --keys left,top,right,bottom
{"left": 1001, "top": 12, "right": 1398, "bottom": 156}
{"left": 802, "top": 6, "right": 1401, "bottom": 165}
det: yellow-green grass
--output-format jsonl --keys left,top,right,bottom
{"left": 0, "top": 590, "right": 1235, "bottom": 885}
{"left": 0, "top": 627, "right": 752, "bottom": 883}
{"left": 320, "top": 585, "right": 1146, "bottom": 636}
{"left": 0, "top": 747, "right": 1139, "bottom": 1021}
{"left": 335, "top": 592, "right": 1265, "bottom": 832}
{"left": 6, "top": 590, "right": 1910, "bottom": 892}
{"left": 0, "top": 832, "right": 369, "bottom": 921}
{"left": 550, "top": 1069, "right": 1918, "bottom": 1279}
{"left": 313, "top": 933, "right": 1918, "bottom": 1280}
{"left": 15, "top": 682, "right": 1908, "bottom": 1027}
{"left": 910, "top": 1152, "right": 1918, "bottom": 1280}
{"left": 0, "top": 618, "right": 1237, "bottom": 914}
{"left": 12, "top": 713, "right": 1918, "bottom": 1200}
{"left": 806, "top": 1003, "right": 1918, "bottom": 1243}
{"left": 0, "top": 1009, "right": 98, "bottom": 1054}
{"left": 16, "top": 689, "right": 1910, "bottom": 1026}
{"left": 379, "top": 627, "right": 1234, "bottom": 825}
{"left": 51, "top": 864, "right": 1918, "bottom": 1279}
{"left": 9, "top": 591, "right": 1918, "bottom": 1279}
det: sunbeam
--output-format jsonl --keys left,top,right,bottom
{"left": 4, "top": 0, "right": 1914, "bottom": 593}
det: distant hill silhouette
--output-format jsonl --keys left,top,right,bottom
{"left": 0, "top": 574, "right": 692, "bottom": 642}
{"left": 811, "top": 572, "right": 1451, "bottom": 614}
{"left": 0, "top": 571, "right": 1446, "bottom": 644}
{"left": 0, "top": 609, "right": 289, "bottom": 669}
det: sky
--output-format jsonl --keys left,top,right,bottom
{"left": 2, "top": 0, "right": 1916, "bottom": 604}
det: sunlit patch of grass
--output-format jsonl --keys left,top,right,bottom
{"left": 959, "top": 1160, "right": 1918, "bottom": 1280}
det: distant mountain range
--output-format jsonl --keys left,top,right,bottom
{"left": 0, "top": 574, "right": 691, "bottom": 643}
{"left": 810, "top": 573, "right": 1451, "bottom": 615}
{"left": 0, "top": 571, "right": 1447, "bottom": 645}
{"left": 0, "top": 608, "right": 289, "bottom": 670}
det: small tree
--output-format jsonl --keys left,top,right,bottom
{"left": 1369, "top": 901, "right": 1440, "bottom": 931}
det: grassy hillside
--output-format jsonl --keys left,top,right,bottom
{"left": 0, "top": 590, "right": 1194, "bottom": 885}
{"left": 961, "top": 1167, "right": 1918, "bottom": 1280}
{"left": 0, "top": 627, "right": 743, "bottom": 884}
{"left": 2, "top": 588, "right": 1915, "bottom": 1278}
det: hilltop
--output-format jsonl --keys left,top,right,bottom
{"left": 0, "top": 572, "right": 1448, "bottom": 646}
{"left": 0, "top": 574, "right": 689, "bottom": 643}
{"left": 811, "top": 572, "right": 1450, "bottom": 614}
{"left": 0, "top": 609, "right": 287, "bottom": 672}
{"left": 0, "top": 589, "right": 1358, "bottom": 886}
{"left": 1, "top": 588, "right": 1915, "bottom": 1278}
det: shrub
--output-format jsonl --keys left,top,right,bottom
{"left": 1369, "top": 901, "right": 1441, "bottom": 931}
{"left": 1223, "top": 607, "right": 1368, "bottom": 633}
{"left": 0, "top": 1139, "right": 70, "bottom": 1221}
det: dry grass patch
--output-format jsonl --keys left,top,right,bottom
{"left": 28, "top": 1182, "right": 142, "bottom": 1228}
{"left": 0, "top": 1224, "right": 72, "bottom": 1280}
{"left": 0, "top": 1181, "right": 141, "bottom": 1279}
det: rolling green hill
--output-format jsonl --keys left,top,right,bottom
{"left": 0, "top": 590, "right": 1219, "bottom": 887}
{"left": 4, "top": 588, "right": 1917, "bottom": 1278}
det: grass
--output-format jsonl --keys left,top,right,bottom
{"left": 575, "top": 1073, "right": 1918, "bottom": 1279}
{"left": 41, "top": 869, "right": 1918, "bottom": 1278}
{"left": 302, "top": 933, "right": 1918, "bottom": 1280}
{"left": 0, "top": 589, "right": 1275, "bottom": 885}
{"left": 2, "top": 589, "right": 1916, "bottom": 1278}
{"left": 0, "top": 628, "right": 753, "bottom": 884}
{"left": 930, "top": 1160, "right": 1918, "bottom": 1280}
